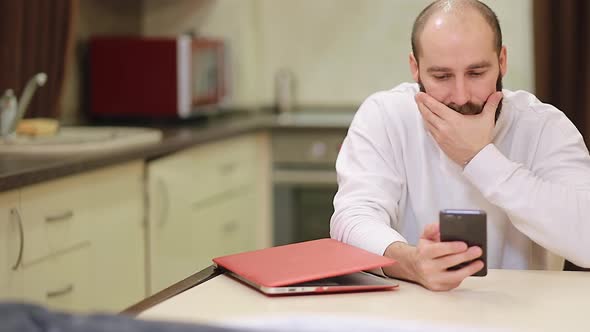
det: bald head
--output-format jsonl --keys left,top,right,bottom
{"left": 411, "top": 0, "right": 502, "bottom": 62}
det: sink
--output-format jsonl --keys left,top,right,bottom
{"left": 0, "top": 126, "right": 163, "bottom": 156}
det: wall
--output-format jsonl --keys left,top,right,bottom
{"left": 141, "top": 0, "right": 261, "bottom": 109}
{"left": 61, "top": 0, "right": 534, "bottom": 121}
{"left": 141, "top": 0, "right": 534, "bottom": 110}
{"left": 258, "top": 0, "right": 534, "bottom": 107}
{"left": 60, "top": 0, "right": 142, "bottom": 124}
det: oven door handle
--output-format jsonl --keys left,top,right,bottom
{"left": 272, "top": 169, "right": 337, "bottom": 186}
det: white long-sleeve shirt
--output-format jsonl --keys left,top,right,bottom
{"left": 330, "top": 83, "right": 590, "bottom": 269}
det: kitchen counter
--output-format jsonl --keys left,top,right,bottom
{"left": 0, "top": 110, "right": 356, "bottom": 192}
{"left": 129, "top": 267, "right": 590, "bottom": 332}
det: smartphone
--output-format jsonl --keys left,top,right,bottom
{"left": 439, "top": 209, "right": 487, "bottom": 277}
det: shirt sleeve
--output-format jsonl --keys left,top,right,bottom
{"left": 330, "top": 94, "right": 408, "bottom": 257}
{"left": 463, "top": 114, "right": 590, "bottom": 267}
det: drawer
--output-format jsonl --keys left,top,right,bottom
{"left": 19, "top": 181, "right": 91, "bottom": 265}
{"left": 272, "top": 131, "right": 346, "bottom": 165}
{"left": 19, "top": 243, "right": 92, "bottom": 312}
{"left": 149, "top": 135, "right": 259, "bottom": 206}
{"left": 18, "top": 162, "right": 143, "bottom": 265}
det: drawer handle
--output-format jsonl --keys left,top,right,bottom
{"left": 46, "top": 284, "right": 74, "bottom": 298}
{"left": 222, "top": 220, "right": 238, "bottom": 234}
{"left": 218, "top": 162, "right": 237, "bottom": 175}
{"left": 45, "top": 210, "right": 74, "bottom": 223}
{"left": 11, "top": 208, "right": 24, "bottom": 271}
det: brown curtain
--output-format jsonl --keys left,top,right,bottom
{"left": 534, "top": 0, "right": 590, "bottom": 272}
{"left": 534, "top": 0, "right": 590, "bottom": 143}
{"left": 0, "top": 0, "right": 78, "bottom": 119}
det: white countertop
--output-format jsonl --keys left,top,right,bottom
{"left": 138, "top": 269, "right": 590, "bottom": 331}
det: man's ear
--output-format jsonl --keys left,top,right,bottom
{"left": 499, "top": 46, "right": 508, "bottom": 77}
{"left": 409, "top": 52, "right": 420, "bottom": 82}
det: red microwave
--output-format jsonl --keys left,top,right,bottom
{"left": 88, "top": 36, "right": 227, "bottom": 119}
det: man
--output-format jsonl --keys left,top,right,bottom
{"left": 330, "top": 0, "right": 590, "bottom": 291}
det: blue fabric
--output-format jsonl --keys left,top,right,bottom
{"left": 0, "top": 302, "right": 252, "bottom": 332}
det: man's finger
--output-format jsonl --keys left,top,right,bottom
{"left": 415, "top": 93, "right": 440, "bottom": 118}
{"left": 417, "top": 92, "right": 456, "bottom": 120}
{"left": 429, "top": 260, "right": 484, "bottom": 290}
{"left": 437, "top": 246, "right": 483, "bottom": 269}
{"left": 416, "top": 99, "right": 442, "bottom": 130}
{"left": 420, "top": 241, "right": 468, "bottom": 259}
{"left": 417, "top": 102, "right": 437, "bottom": 126}
{"left": 423, "top": 119, "right": 440, "bottom": 142}
{"left": 446, "top": 259, "right": 485, "bottom": 279}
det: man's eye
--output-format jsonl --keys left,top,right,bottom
{"left": 433, "top": 74, "right": 451, "bottom": 80}
{"left": 469, "top": 72, "right": 485, "bottom": 77}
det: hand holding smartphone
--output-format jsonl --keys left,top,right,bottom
{"left": 439, "top": 209, "right": 487, "bottom": 277}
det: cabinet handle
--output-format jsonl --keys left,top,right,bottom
{"left": 222, "top": 220, "right": 238, "bottom": 234}
{"left": 218, "top": 162, "right": 237, "bottom": 175}
{"left": 11, "top": 208, "right": 24, "bottom": 271}
{"left": 45, "top": 210, "right": 74, "bottom": 223}
{"left": 156, "top": 178, "right": 170, "bottom": 227}
{"left": 46, "top": 284, "right": 74, "bottom": 298}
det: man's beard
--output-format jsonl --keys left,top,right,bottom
{"left": 418, "top": 73, "right": 503, "bottom": 122}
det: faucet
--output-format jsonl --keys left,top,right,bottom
{"left": 0, "top": 72, "right": 48, "bottom": 138}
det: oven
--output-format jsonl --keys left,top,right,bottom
{"left": 272, "top": 129, "right": 348, "bottom": 246}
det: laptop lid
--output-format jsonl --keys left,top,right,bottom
{"left": 212, "top": 238, "right": 397, "bottom": 293}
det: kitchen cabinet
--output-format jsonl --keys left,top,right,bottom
{"left": 16, "top": 243, "right": 93, "bottom": 312}
{"left": 148, "top": 133, "right": 272, "bottom": 294}
{"left": 76, "top": 160, "right": 146, "bottom": 312}
{"left": 0, "top": 190, "right": 20, "bottom": 300}
{"left": 0, "top": 161, "right": 145, "bottom": 313}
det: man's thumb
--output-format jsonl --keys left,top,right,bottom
{"left": 483, "top": 92, "right": 503, "bottom": 117}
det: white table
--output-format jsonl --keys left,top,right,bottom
{"left": 137, "top": 269, "right": 589, "bottom": 331}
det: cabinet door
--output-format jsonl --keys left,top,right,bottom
{"left": 148, "top": 159, "right": 233, "bottom": 293}
{"left": 148, "top": 133, "right": 272, "bottom": 294}
{"left": 0, "top": 190, "right": 21, "bottom": 300}
{"left": 14, "top": 161, "right": 145, "bottom": 312}
{"left": 149, "top": 185, "right": 258, "bottom": 293}
{"left": 83, "top": 161, "right": 146, "bottom": 312}
{"left": 148, "top": 160, "right": 202, "bottom": 293}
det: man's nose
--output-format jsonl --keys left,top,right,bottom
{"left": 451, "top": 77, "right": 470, "bottom": 106}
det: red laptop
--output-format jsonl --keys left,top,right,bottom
{"left": 212, "top": 238, "right": 398, "bottom": 295}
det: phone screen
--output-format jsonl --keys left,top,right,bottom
{"left": 439, "top": 209, "right": 487, "bottom": 277}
